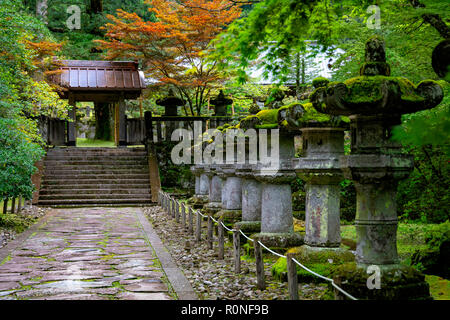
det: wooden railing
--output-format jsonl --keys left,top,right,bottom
{"left": 35, "top": 113, "right": 240, "bottom": 147}
{"left": 144, "top": 112, "right": 237, "bottom": 144}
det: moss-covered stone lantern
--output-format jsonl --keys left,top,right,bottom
{"left": 310, "top": 36, "right": 444, "bottom": 300}
{"left": 156, "top": 88, "right": 184, "bottom": 116}
{"left": 210, "top": 90, "right": 233, "bottom": 117}
{"left": 247, "top": 108, "right": 303, "bottom": 249}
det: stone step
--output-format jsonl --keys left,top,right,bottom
{"left": 43, "top": 169, "right": 149, "bottom": 175}
{"left": 37, "top": 198, "right": 153, "bottom": 206}
{"left": 40, "top": 147, "right": 153, "bottom": 205}
{"left": 45, "top": 156, "right": 147, "bottom": 161}
{"left": 41, "top": 173, "right": 150, "bottom": 180}
{"left": 39, "top": 188, "right": 151, "bottom": 195}
{"left": 38, "top": 203, "right": 156, "bottom": 208}
{"left": 47, "top": 147, "right": 146, "bottom": 153}
{"left": 44, "top": 160, "right": 148, "bottom": 166}
{"left": 39, "top": 193, "right": 151, "bottom": 200}
{"left": 43, "top": 164, "right": 148, "bottom": 170}
{"left": 41, "top": 179, "right": 150, "bottom": 185}
{"left": 39, "top": 183, "right": 150, "bottom": 190}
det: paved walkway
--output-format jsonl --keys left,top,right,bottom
{"left": 0, "top": 207, "right": 194, "bottom": 300}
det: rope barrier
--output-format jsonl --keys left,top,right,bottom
{"left": 257, "top": 241, "right": 286, "bottom": 259}
{"left": 239, "top": 229, "right": 254, "bottom": 242}
{"left": 158, "top": 191, "right": 358, "bottom": 300}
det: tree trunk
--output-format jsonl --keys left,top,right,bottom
{"left": 89, "top": 0, "right": 103, "bottom": 14}
{"left": 94, "top": 102, "right": 112, "bottom": 141}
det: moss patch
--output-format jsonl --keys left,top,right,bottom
{"left": 426, "top": 275, "right": 450, "bottom": 300}
{"left": 271, "top": 245, "right": 354, "bottom": 283}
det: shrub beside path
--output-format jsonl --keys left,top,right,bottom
{"left": 0, "top": 207, "right": 195, "bottom": 300}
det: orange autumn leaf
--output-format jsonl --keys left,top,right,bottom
{"left": 95, "top": 0, "right": 242, "bottom": 115}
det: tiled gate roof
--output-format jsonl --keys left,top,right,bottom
{"left": 53, "top": 60, "right": 146, "bottom": 101}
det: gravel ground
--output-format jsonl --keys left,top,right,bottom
{"left": 144, "top": 205, "right": 328, "bottom": 300}
{"left": 0, "top": 205, "right": 49, "bottom": 249}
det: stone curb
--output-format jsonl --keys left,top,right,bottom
{"left": 135, "top": 208, "right": 198, "bottom": 300}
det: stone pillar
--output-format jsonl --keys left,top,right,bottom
{"left": 235, "top": 140, "right": 262, "bottom": 234}
{"left": 195, "top": 175, "right": 200, "bottom": 195}
{"left": 252, "top": 132, "right": 302, "bottom": 248}
{"left": 67, "top": 93, "right": 76, "bottom": 146}
{"left": 340, "top": 116, "right": 411, "bottom": 266}
{"left": 294, "top": 125, "right": 346, "bottom": 247}
{"left": 188, "top": 165, "right": 209, "bottom": 208}
{"left": 203, "top": 165, "right": 223, "bottom": 214}
{"left": 292, "top": 123, "right": 354, "bottom": 267}
{"left": 199, "top": 171, "right": 209, "bottom": 196}
{"left": 215, "top": 164, "right": 242, "bottom": 224}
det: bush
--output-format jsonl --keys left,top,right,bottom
{"left": 411, "top": 221, "right": 450, "bottom": 279}
{"left": 0, "top": 213, "right": 37, "bottom": 233}
{"left": 0, "top": 118, "right": 45, "bottom": 201}
{"left": 154, "top": 141, "right": 193, "bottom": 189}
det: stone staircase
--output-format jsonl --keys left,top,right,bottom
{"left": 38, "top": 147, "right": 152, "bottom": 207}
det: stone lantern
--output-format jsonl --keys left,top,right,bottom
{"left": 156, "top": 88, "right": 184, "bottom": 116}
{"left": 235, "top": 137, "right": 262, "bottom": 234}
{"left": 248, "top": 109, "right": 303, "bottom": 248}
{"left": 310, "top": 36, "right": 444, "bottom": 299}
{"left": 210, "top": 90, "right": 232, "bottom": 117}
{"left": 214, "top": 132, "right": 243, "bottom": 224}
{"left": 203, "top": 137, "right": 225, "bottom": 215}
{"left": 156, "top": 89, "right": 185, "bottom": 140}
{"left": 188, "top": 164, "right": 209, "bottom": 208}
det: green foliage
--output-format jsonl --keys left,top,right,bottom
{"left": 424, "top": 220, "right": 450, "bottom": 252}
{"left": 0, "top": 213, "right": 37, "bottom": 233}
{"left": 0, "top": 118, "right": 44, "bottom": 200}
{"left": 394, "top": 81, "right": 449, "bottom": 223}
{"left": 410, "top": 221, "right": 450, "bottom": 279}
{"left": 340, "top": 179, "right": 356, "bottom": 222}
{"left": 0, "top": 0, "right": 64, "bottom": 201}
{"left": 23, "top": 0, "right": 154, "bottom": 60}
{"left": 155, "top": 142, "right": 192, "bottom": 189}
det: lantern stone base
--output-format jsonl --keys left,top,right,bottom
{"left": 251, "top": 232, "right": 303, "bottom": 250}
{"left": 202, "top": 201, "right": 222, "bottom": 215}
{"left": 271, "top": 245, "right": 354, "bottom": 283}
{"left": 331, "top": 262, "right": 432, "bottom": 300}
{"left": 214, "top": 209, "right": 242, "bottom": 224}
{"left": 234, "top": 221, "right": 261, "bottom": 234}
{"left": 186, "top": 195, "right": 209, "bottom": 208}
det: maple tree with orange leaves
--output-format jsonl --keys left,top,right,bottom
{"left": 96, "top": 0, "right": 242, "bottom": 115}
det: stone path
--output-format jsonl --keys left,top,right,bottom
{"left": 0, "top": 207, "right": 180, "bottom": 300}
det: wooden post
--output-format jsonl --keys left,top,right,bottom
{"left": 207, "top": 215, "right": 213, "bottom": 250}
{"left": 171, "top": 199, "right": 175, "bottom": 218}
{"left": 254, "top": 241, "right": 266, "bottom": 290}
{"left": 196, "top": 210, "right": 202, "bottom": 242}
{"left": 233, "top": 226, "right": 241, "bottom": 273}
{"left": 287, "top": 252, "right": 299, "bottom": 300}
{"left": 218, "top": 217, "right": 224, "bottom": 260}
{"left": 118, "top": 96, "right": 127, "bottom": 146}
{"left": 10, "top": 198, "right": 15, "bottom": 214}
{"left": 181, "top": 203, "right": 186, "bottom": 228}
{"left": 175, "top": 200, "right": 180, "bottom": 223}
{"left": 168, "top": 197, "right": 172, "bottom": 216}
{"left": 67, "top": 93, "right": 76, "bottom": 146}
{"left": 188, "top": 207, "right": 194, "bottom": 234}
{"left": 114, "top": 102, "right": 119, "bottom": 145}
{"left": 145, "top": 112, "right": 161, "bottom": 203}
